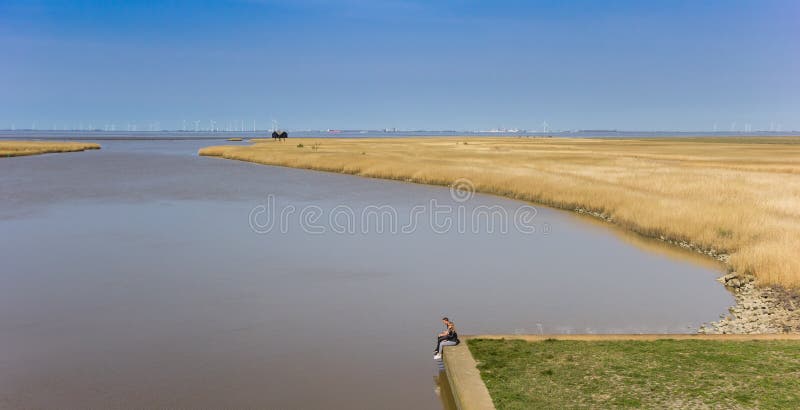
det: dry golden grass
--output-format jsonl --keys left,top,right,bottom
{"left": 226, "top": 137, "right": 244, "bottom": 141}
{"left": 0, "top": 140, "right": 100, "bottom": 157}
{"left": 200, "top": 136, "right": 800, "bottom": 288}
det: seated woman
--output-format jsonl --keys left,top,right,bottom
{"left": 434, "top": 317, "right": 459, "bottom": 360}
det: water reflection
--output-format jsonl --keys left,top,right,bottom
{"left": 434, "top": 370, "right": 458, "bottom": 410}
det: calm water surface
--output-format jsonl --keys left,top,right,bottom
{"left": 0, "top": 140, "right": 733, "bottom": 408}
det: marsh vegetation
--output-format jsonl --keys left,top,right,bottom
{"left": 199, "top": 136, "right": 800, "bottom": 288}
{"left": 0, "top": 140, "right": 100, "bottom": 157}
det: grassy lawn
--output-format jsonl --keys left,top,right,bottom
{"left": 469, "top": 338, "right": 800, "bottom": 409}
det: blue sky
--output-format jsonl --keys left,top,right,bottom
{"left": 1, "top": 0, "right": 798, "bottom": 131}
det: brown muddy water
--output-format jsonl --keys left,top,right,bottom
{"left": 0, "top": 140, "right": 733, "bottom": 409}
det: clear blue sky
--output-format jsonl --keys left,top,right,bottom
{"left": 1, "top": 0, "right": 798, "bottom": 131}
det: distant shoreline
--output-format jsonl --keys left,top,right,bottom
{"left": 3, "top": 130, "right": 800, "bottom": 141}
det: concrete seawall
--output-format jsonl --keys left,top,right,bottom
{"left": 442, "top": 341, "right": 495, "bottom": 410}
{"left": 442, "top": 334, "right": 800, "bottom": 410}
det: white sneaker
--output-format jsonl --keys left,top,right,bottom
{"left": 433, "top": 353, "right": 442, "bottom": 360}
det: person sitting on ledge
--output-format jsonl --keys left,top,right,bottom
{"left": 434, "top": 317, "right": 459, "bottom": 360}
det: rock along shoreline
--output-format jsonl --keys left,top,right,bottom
{"left": 702, "top": 274, "right": 800, "bottom": 334}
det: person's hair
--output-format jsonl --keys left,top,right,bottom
{"left": 442, "top": 317, "right": 450, "bottom": 322}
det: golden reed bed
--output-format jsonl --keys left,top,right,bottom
{"left": 0, "top": 140, "right": 100, "bottom": 157}
{"left": 200, "top": 136, "right": 800, "bottom": 288}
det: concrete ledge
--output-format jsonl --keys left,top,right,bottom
{"left": 442, "top": 339, "right": 495, "bottom": 410}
